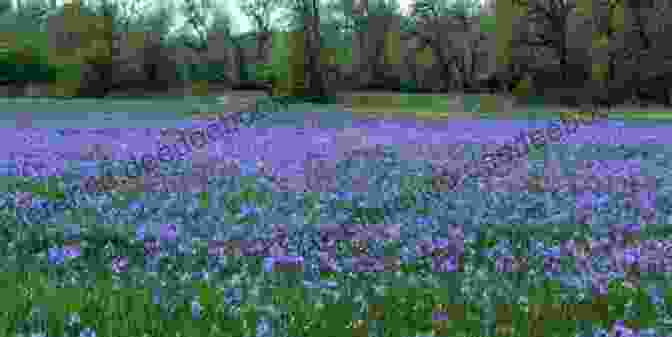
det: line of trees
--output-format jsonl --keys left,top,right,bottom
{"left": 0, "top": 0, "right": 670, "bottom": 108}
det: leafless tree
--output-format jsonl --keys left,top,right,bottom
{"left": 279, "top": 0, "right": 329, "bottom": 98}
{"left": 238, "top": 0, "right": 284, "bottom": 61}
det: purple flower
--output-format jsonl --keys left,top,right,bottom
{"left": 381, "top": 223, "right": 401, "bottom": 241}
{"left": 111, "top": 256, "right": 129, "bottom": 273}
{"left": 590, "top": 272, "right": 609, "bottom": 296}
{"left": 623, "top": 223, "right": 641, "bottom": 234}
{"left": 264, "top": 255, "right": 304, "bottom": 273}
{"left": 244, "top": 239, "right": 270, "bottom": 256}
{"left": 560, "top": 239, "right": 577, "bottom": 257}
{"left": 585, "top": 192, "right": 609, "bottom": 209}
{"left": 144, "top": 238, "right": 160, "bottom": 257}
{"left": 159, "top": 223, "right": 178, "bottom": 241}
{"left": 433, "top": 255, "right": 458, "bottom": 273}
{"left": 207, "top": 240, "right": 227, "bottom": 257}
{"left": 318, "top": 251, "right": 341, "bottom": 273}
{"left": 495, "top": 254, "right": 527, "bottom": 273}
{"left": 542, "top": 248, "right": 562, "bottom": 274}
{"left": 611, "top": 320, "right": 636, "bottom": 337}
{"left": 623, "top": 247, "right": 641, "bottom": 265}
{"left": 351, "top": 255, "right": 385, "bottom": 272}
{"left": 417, "top": 237, "right": 462, "bottom": 258}
{"left": 269, "top": 224, "right": 289, "bottom": 242}
{"left": 432, "top": 311, "right": 449, "bottom": 321}
{"left": 62, "top": 240, "right": 82, "bottom": 259}
{"left": 15, "top": 191, "right": 33, "bottom": 208}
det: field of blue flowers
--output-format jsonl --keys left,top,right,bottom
{"left": 1, "top": 104, "right": 672, "bottom": 337}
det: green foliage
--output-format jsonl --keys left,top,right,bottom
{"left": 183, "top": 62, "right": 231, "bottom": 82}
{"left": 0, "top": 0, "right": 10, "bottom": 15}
{"left": 269, "top": 31, "right": 292, "bottom": 79}
{"left": 479, "top": 14, "right": 497, "bottom": 33}
{"left": 412, "top": 0, "right": 482, "bottom": 18}
{"left": 251, "top": 63, "right": 278, "bottom": 82}
{"left": 0, "top": 32, "right": 68, "bottom": 83}
{"left": 399, "top": 79, "right": 419, "bottom": 93}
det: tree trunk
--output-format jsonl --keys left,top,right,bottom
{"left": 235, "top": 45, "right": 245, "bottom": 84}
{"left": 429, "top": 41, "right": 453, "bottom": 92}
{"left": 304, "top": 0, "right": 327, "bottom": 99}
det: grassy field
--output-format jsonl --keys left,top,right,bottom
{"left": 268, "top": 92, "right": 672, "bottom": 122}
{"left": 2, "top": 93, "right": 672, "bottom": 337}
{"left": 1, "top": 170, "right": 672, "bottom": 337}
{"left": 4, "top": 90, "right": 672, "bottom": 124}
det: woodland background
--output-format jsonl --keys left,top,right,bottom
{"left": 0, "top": 0, "right": 671, "bottom": 108}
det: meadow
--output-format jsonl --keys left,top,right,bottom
{"left": 1, "top": 92, "right": 672, "bottom": 337}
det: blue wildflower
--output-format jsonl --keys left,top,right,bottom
{"left": 67, "top": 312, "right": 81, "bottom": 326}
{"left": 222, "top": 287, "right": 243, "bottom": 306}
{"left": 623, "top": 247, "right": 641, "bottom": 265}
{"left": 623, "top": 223, "right": 641, "bottom": 234}
{"left": 129, "top": 201, "right": 144, "bottom": 214}
{"left": 63, "top": 223, "right": 81, "bottom": 240}
{"left": 79, "top": 327, "right": 96, "bottom": 337}
{"left": 48, "top": 247, "right": 65, "bottom": 265}
{"left": 136, "top": 224, "right": 147, "bottom": 241}
{"left": 152, "top": 286, "right": 162, "bottom": 306}
{"left": 576, "top": 191, "right": 609, "bottom": 209}
{"left": 263, "top": 257, "right": 275, "bottom": 273}
{"left": 256, "top": 317, "right": 273, "bottom": 337}
{"left": 263, "top": 255, "right": 304, "bottom": 273}
{"left": 239, "top": 204, "right": 259, "bottom": 217}
{"left": 191, "top": 271, "right": 209, "bottom": 281}
{"left": 240, "top": 161, "right": 259, "bottom": 176}
{"left": 191, "top": 299, "right": 202, "bottom": 320}
{"left": 303, "top": 280, "right": 338, "bottom": 289}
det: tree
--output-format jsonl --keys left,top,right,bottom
{"left": 179, "top": 0, "right": 216, "bottom": 53}
{"left": 238, "top": 0, "right": 284, "bottom": 61}
{"left": 362, "top": 0, "right": 404, "bottom": 89}
{"left": 176, "top": 0, "right": 244, "bottom": 85}
{"left": 278, "top": 0, "right": 329, "bottom": 99}
{"left": 411, "top": 0, "right": 486, "bottom": 90}
{"left": 509, "top": 0, "right": 578, "bottom": 83}
{"left": 137, "top": 2, "right": 178, "bottom": 87}
{"left": 338, "top": 0, "right": 407, "bottom": 90}
{"left": 410, "top": 0, "right": 469, "bottom": 91}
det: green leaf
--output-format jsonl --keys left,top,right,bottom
{"left": 198, "top": 191, "right": 209, "bottom": 208}
{"left": 479, "top": 14, "right": 497, "bottom": 33}
{"left": 528, "top": 146, "right": 545, "bottom": 161}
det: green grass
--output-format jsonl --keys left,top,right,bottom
{"left": 7, "top": 92, "right": 672, "bottom": 124}
{"left": 614, "top": 111, "right": 672, "bottom": 120}
{"left": 2, "top": 171, "right": 672, "bottom": 337}
{"left": 1, "top": 220, "right": 671, "bottom": 337}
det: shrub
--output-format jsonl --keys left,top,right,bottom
{"left": 0, "top": 44, "right": 63, "bottom": 83}
{"left": 399, "top": 80, "right": 419, "bottom": 93}
{"left": 0, "top": 32, "right": 68, "bottom": 84}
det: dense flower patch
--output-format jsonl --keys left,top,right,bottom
{"left": 1, "top": 109, "right": 672, "bottom": 337}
